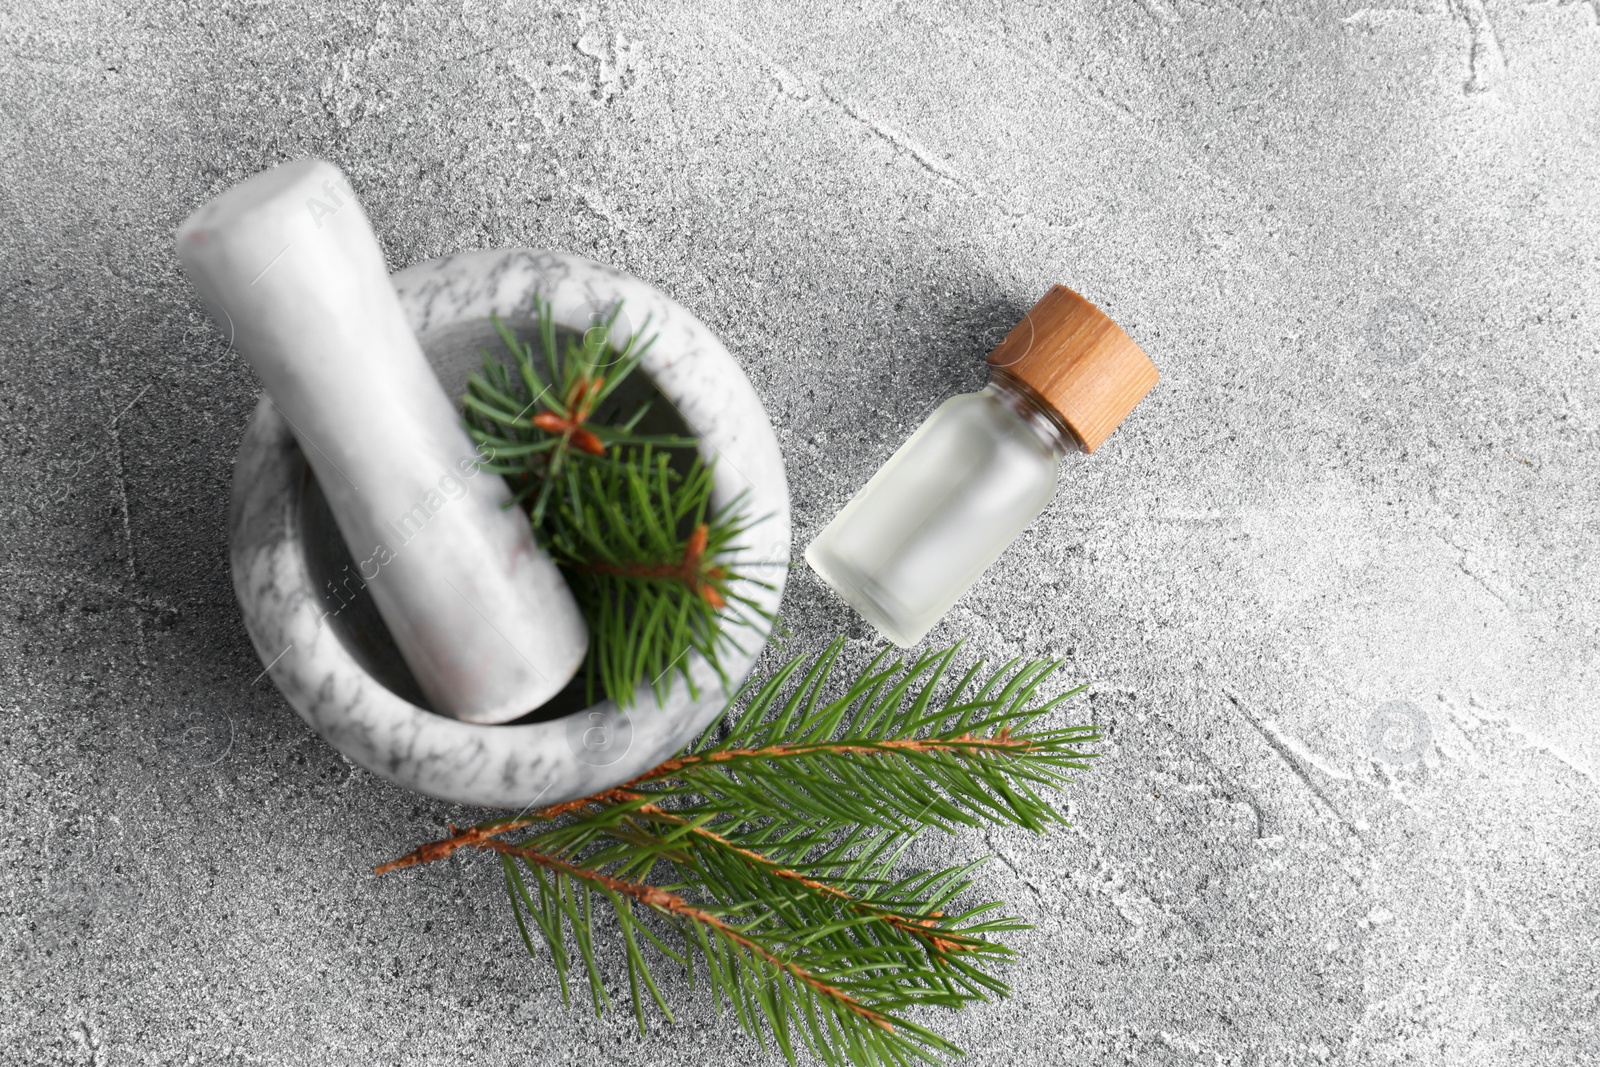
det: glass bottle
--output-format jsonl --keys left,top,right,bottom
{"left": 805, "top": 285, "right": 1159, "bottom": 647}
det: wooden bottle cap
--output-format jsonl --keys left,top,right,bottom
{"left": 986, "top": 285, "right": 1159, "bottom": 453}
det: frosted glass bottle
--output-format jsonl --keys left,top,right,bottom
{"left": 806, "top": 285, "right": 1159, "bottom": 647}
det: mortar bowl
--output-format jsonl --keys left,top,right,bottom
{"left": 229, "top": 249, "right": 790, "bottom": 809}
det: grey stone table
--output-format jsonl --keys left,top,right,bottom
{"left": 3, "top": 2, "right": 1597, "bottom": 1064}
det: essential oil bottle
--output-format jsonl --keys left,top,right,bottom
{"left": 805, "top": 285, "right": 1159, "bottom": 647}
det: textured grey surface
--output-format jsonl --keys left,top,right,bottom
{"left": 3, "top": 1, "right": 1598, "bottom": 1064}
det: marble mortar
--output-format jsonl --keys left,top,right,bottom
{"left": 229, "top": 249, "right": 790, "bottom": 809}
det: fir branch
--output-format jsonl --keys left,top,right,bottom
{"left": 463, "top": 302, "right": 776, "bottom": 706}
{"left": 642, "top": 640, "right": 1096, "bottom": 837}
{"left": 377, "top": 639, "right": 1098, "bottom": 1065}
{"left": 463, "top": 304, "right": 693, "bottom": 530}
{"left": 547, "top": 444, "right": 776, "bottom": 704}
{"left": 590, "top": 790, "right": 1005, "bottom": 965}
{"left": 487, "top": 839, "right": 914, "bottom": 1041}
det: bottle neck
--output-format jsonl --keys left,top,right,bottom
{"left": 986, "top": 370, "right": 1083, "bottom": 457}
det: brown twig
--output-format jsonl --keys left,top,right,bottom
{"left": 582, "top": 523, "right": 727, "bottom": 608}
{"left": 372, "top": 790, "right": 631, "bottom": 875}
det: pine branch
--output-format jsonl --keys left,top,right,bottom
{"left": 463, "top": 303, "right": 777, "bottom": 706}
{"left": 641, "top": 639, "right": 1096, "bottom": 837}
{"left": 548, "top": 445, "right": 776, "bottom": 704}
{"left": 594, "top": 790, "right": 1008, "bottom": 967}
{"left": 463, "top": 306, "right": 692, "bottom": 528}
{"left": 488, "top": 840, "right": 921, "bottom": 1043}
{"left": 377, "top": 639, "right": 1099, "bottom": 1065}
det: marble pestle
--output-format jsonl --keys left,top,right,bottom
{"left": 178, "top": 159, "right": 587, "bottom": 724}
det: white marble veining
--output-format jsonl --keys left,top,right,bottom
{"left": 230, "top": 249, "right": 790, "bottom": 808}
